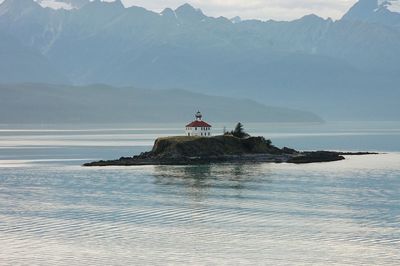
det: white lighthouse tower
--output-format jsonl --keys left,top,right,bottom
{"left": 185, "top": 111, "right": 212, "bottom": 137}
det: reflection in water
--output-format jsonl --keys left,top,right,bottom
{"left": 153, "top": 165, "right": 213, "bottom": 201}
{"left": 153, "top": 164, "right": 273, "bottom": 201}
{"left": 1, "top": 159, "right": 399, "bottom": 265}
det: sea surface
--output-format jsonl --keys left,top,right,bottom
{"left": 0, "top": 122, "right": 399, "bottom": 265}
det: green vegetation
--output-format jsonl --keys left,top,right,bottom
{"left": 225, "top": 122, "right": 250, "bottom": 139}
{"left": 233, "top": 122, "right": 249, "bottom": 138}
{"left": 152, "top": 135, "right": 279, "bottom": 158}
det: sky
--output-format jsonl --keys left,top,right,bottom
{"left": 122, "top": 0, "right": 359, "bottom": 21}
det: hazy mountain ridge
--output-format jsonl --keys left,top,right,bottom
{"left": 0, "top": 30, "right": 68, "bottom": 84}
{"left": 0, "top": 0, "right": 399, "bottom": 120}
{"left": 0, "top": 83, "right": 322, "bottom": 123}
{"left": 343, "top": 0, "right": 400, "bottom": 27}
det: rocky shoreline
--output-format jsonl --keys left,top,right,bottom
{"left": 83, "top": 135, "right": 376, "bottom": 167}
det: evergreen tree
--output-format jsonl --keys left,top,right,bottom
{"left": 232, "top": 122, "right": 249, "bottom": 138}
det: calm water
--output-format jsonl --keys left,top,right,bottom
{"left": 0, "top": 122, "right": 399, "bottom": 265}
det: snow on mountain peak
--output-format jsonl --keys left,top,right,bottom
{"left": 36, "top": 0, "right": 124, "bottom": 10}
{"left": 37, "top": 0, "right": 74, "bottom": 10}
{"left": 342, "top": 0, "right": 400, "bottom": 26}
{"left": 378, "top": 0, "right": 400, "bottom": 13}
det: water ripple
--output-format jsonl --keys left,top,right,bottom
{"left": 0, "top": 126, "right": 400, "bottom": 265}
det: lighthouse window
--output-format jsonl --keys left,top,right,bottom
{"left": 195, "top": 127, "right": 197, "bottom": 130}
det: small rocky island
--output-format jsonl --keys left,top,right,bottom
{"left": 83, "top": 135, "right": 368, "bottom": 166}
{"left": 84, "top": 117, "right": 375, "bottom": 167}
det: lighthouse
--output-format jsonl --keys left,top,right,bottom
{"left": 185, "top": 111, "right": 212, "bottom": 137}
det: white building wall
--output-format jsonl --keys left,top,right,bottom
{"left": 185, "top": 127, "right": 212, "bottom": 137}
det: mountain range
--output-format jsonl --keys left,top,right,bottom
{"left": 0, "top": 0, "right": 399, "bottom": 121}
{"left": 0, "top": 83, "right": 322, "bottom": 123}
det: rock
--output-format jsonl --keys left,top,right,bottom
{"left": 83, "top": 136, "right": 374, "bottom": 166}
{"left": 151, "top": 135, "right": 279, "bottom": 158}
{"left": 282, "top": 147, "right": 299, "bottom": 154}
{"left": 287, "top": 151, "right": 345, "bottom": 164}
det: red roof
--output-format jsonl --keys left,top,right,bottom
{"left": 186, "top": 120, "right": 212, "bottom": 128}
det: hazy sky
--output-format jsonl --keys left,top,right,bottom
{"left": 123, "top": 0, "right": 359, "bottom": 21}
